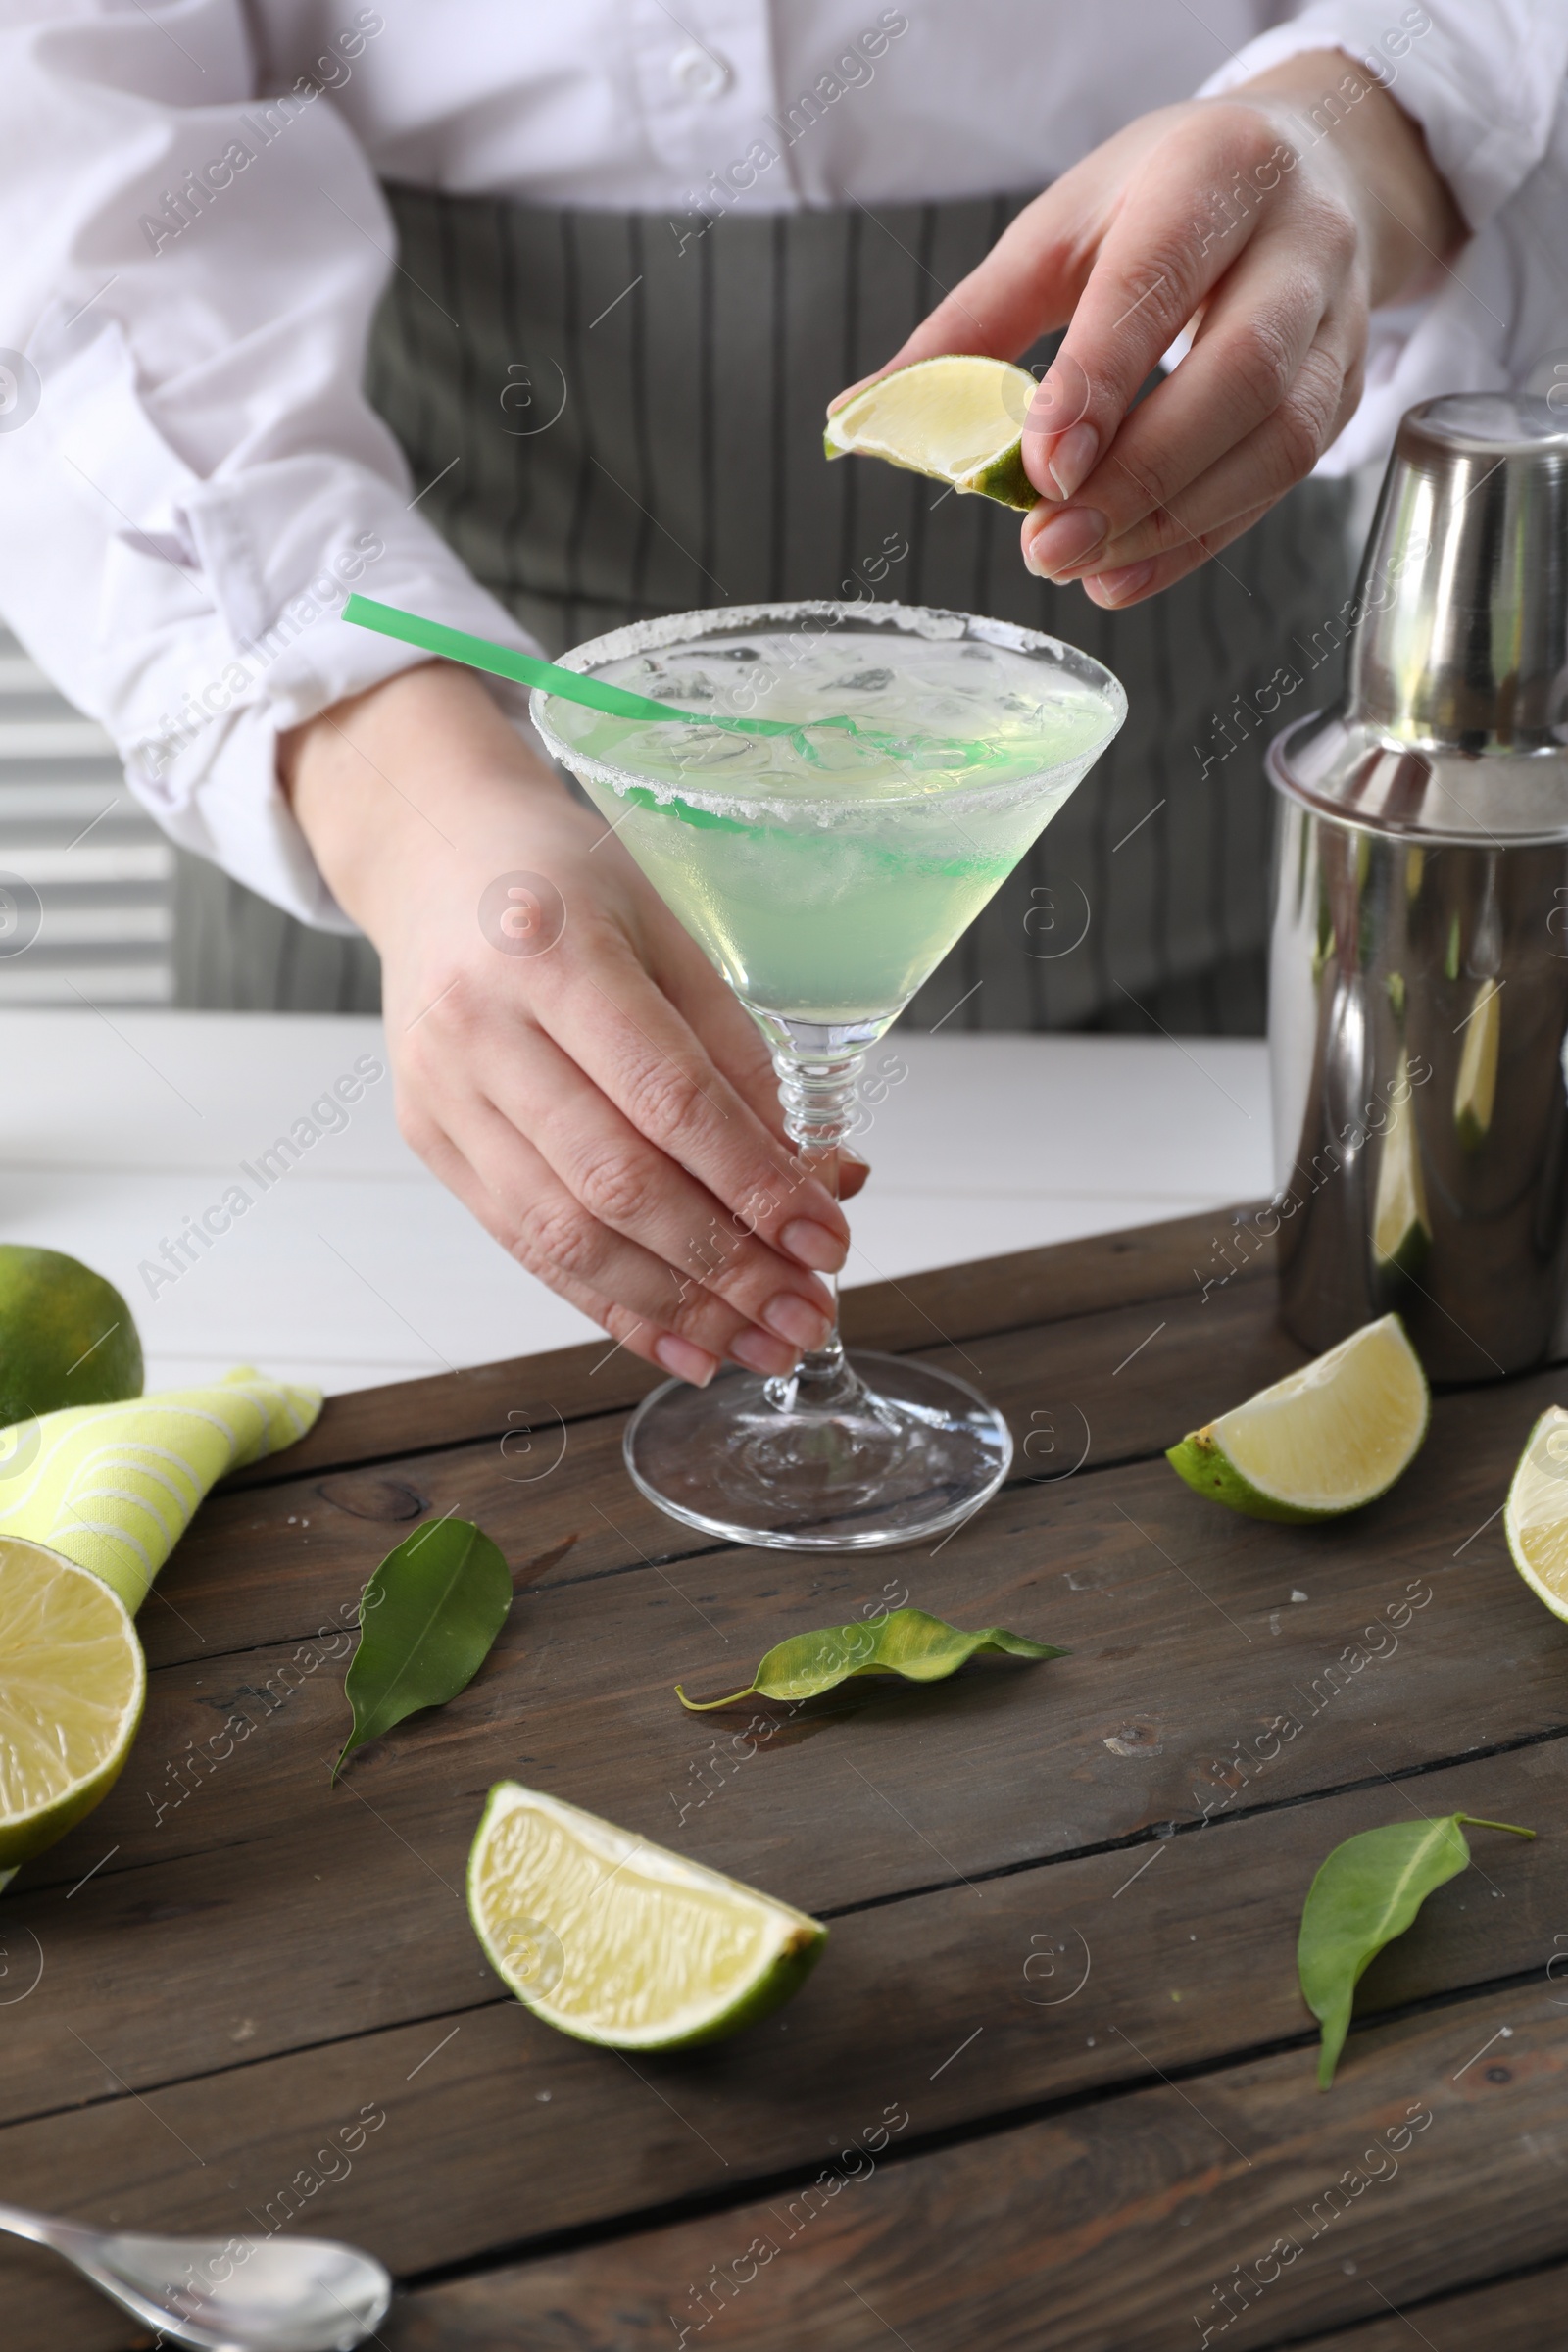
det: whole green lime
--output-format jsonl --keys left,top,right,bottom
{"left": 0, "top": 1245, "right": 143, "bottom": 1426}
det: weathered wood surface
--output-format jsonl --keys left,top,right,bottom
{"left": 18, "top": 1345, "right": 1565, "bottom": 1917}
{"left": 1, "top": 1741, "right": 1558, "bottom": 2230}
{"left": 220, "top": 1201, "right": 1275, "bottom": 1487}
{"left": 1287, "top": 2260, "right": 1568, "bottom": 2350}
{"left": 4, "top": 1205, "right": 1567, "bottom": 2350}
{"left": 380, "top": 1989, "right": 1568, "bottom": 2351}
{"left": 146, "top": 1252, "right": 1305, "bottom": 1676}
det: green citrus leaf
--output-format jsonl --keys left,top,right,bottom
{"left": 1298, "top": 1813, "right": 1534, "bottom": 2088}
{"left": 335, "top": 1516, "right": 512, "bottom": 1780}
{"left": 675, "top": 1605, "right": 1066, "bottom": 1710}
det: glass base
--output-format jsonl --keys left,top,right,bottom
{"left": 622, "top": 1349, "right": 1013, "bottom": 1552}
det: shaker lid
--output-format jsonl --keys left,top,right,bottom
{"left": 1269, "top": 391, "right": 1568, "bottom": 842}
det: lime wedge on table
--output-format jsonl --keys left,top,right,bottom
{"left": 1504, "top": 1406, "right": 1568, "bottom": 1621}
{"left": 1166, "top": 1314, "right": 1430, "bottom": 1522}
{"left": 0, "top": 1537, "right": 144, "bottom": 1884}
{"left": 468, "top": 1783, "right": 825, "bottom": 2049}
{"left": 825, "top": 356, "right": 1039, "bottom": 510}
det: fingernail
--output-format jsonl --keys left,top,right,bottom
{"left": 781, "top": 1217, "right": 848, "bottom": 1273}
{"left": 731, "top": 1326, "right": 799, "bottom": 1376}
{"left": 654, "top": 1334, "right": 720, "bottom": 1387}
{"left": 760, "top": 1293, "right": 833, "bottom": 1349}
{"left": 1024, "top": 507, "right": 1107, "bottom": 579}
{"left": 1047, "top": 421, "right": 1099, "bottom": 502}
{"left": 1085, "top": 559, "right": 1155, "bottom": 606}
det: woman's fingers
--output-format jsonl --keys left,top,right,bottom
{"left": 416, "top": 1102, "right": 803, "bottom": 1384}
{"left": 1077, "top": 292, "right": 1363, "bottom": 610}
{"left": 527, "top": 929, "right": 850, "bottom": 1276}
{"left": 388, "top": 808, "right": 874, "bottom": 1377}
{"left": 1034, "top": 295, "right": 1364, "bottom": 596}
{"left": 649, "top": 913, "right": 873, "bottom": 1200}
{"left": 478, "top": 1017, "right": 837, "bottom": 1350}
{"left": 831, "top": 83, "right": 1377, "bottom": 598}
{"left": 1022, "top": 228, "right": 1350, "bottom": 579}
{"left": 853, "top": 105, "right": 1286, "bottom": 488}
{"left": 301, "top": 665, "right": 858, "bottom": 1379}
{"left": 846, "top": 124, "right": 1150, "bottom": 385}
{"left": 1078, "top": 498, "right": 1279, "bottom": 608}
{"left": 646, "top": 907, "right": 796, "bottom": 1142}
{"left": 1015, "top": 107, "right": 1308, "bottom": 505}
{"left": 838, "top": 1152, "right": 871, "bottom": 1203}
{"left": 400, "top": 1119, "right": 698, "bottom": 1374}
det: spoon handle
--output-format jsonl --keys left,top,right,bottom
{"left": 0, "top": 2197, "right": 81, "bottom": 2250}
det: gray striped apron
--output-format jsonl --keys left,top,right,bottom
{"left": 364, "top": 184, "right": 1353, "bottom": 1036}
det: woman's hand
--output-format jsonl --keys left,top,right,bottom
{"left": 282, "top": 662, "right": 865, "bottom": 1385}
{"left": 843, "top": 49, "right": 1463, "bottom": 608}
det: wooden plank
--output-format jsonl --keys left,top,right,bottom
{"left": 378, "top": 1988, "right": 1568, "bottom": 2351}
{"left": 1284, "top": 2260, "right": 1568, "bottom": 2350}
{"left": 220, "top": 1202, "right": 1273, "bottom": 1486}
{"left": 3, "top": 1411, "right": 1568, "bottom": 2295}
{"left": 13, "top": 1201, "right": 1565, "bottom": 2352}
{"left": 21, "top": 1348, "right": 1567, "bottom": 1922}
{"left": 1, "top": 1730, "right": 1558, "bottom": 2174}
{"left": 5, "top": 1973, "right": 1564, "bottom": 2351}
{"left": 130, "top": 1265, "right": 1307, "bottom": 1678}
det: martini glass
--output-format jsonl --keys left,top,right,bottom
{"left": 531, "top": 601, "right": 1125, "bottom": 1550}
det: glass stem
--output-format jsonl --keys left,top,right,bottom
{"left": 765, "top": 1043, "right": 866, "bottom": 1411}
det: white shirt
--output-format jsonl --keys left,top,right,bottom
{"left": 0, "top": 1, "right": 1564, "bottom": 928}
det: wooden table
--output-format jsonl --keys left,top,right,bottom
{"left": 5, "top": 1205, "right": 1567, "bottom": 2351}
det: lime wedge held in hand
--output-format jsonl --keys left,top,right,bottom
{"left": 1166, "top": 1314, "right": 1430, "bottom": 1522}
{"left": 825, "top": 356, "right": 1040, "bottom": 510}
{"left": 468, "top": 1783, "right": 825, "bottom": 2049}
{"left": 0, "top": 1537, "right": 145, "bottom": 1885}
{"left": 1503, "top": 1405, "right": 1568, "bottom": 1621}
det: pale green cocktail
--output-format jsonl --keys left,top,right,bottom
{"left": 541, "top": 618, "right": 1116, "bottom": 1030}
{"left": 532, "top": 602, "right": 1125, "bottom": 1552}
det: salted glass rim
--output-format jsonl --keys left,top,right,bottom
{"left": 528, "top": 598, "right": 1127, "bottom": 818}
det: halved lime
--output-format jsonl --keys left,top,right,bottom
{"left": 825, "top": 356, "right": 1039, "bottom": 510}
{"left": 1504, "top": 1405, "right": 1568, "bottom": 1621}
{"left": 0, "top": 1536, "right": 145, "bottom": 1884}
{"left": 1166, "top": 1314, "right": 1430, "bottom": 1522}
{"left": 467, "top": 1783, "right": 825, "bottom": 2048}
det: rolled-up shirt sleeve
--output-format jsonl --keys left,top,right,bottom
{"left": 1204, "top": 1, "right": 1568, "bottom": 231}
{"left": 1198, "top": 2, "right": 1568, "bottom": 473}
{"left": 0, "top": 1, "right": 539, "bottom": 930}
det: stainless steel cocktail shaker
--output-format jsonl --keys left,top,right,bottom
{"left": 1267, "top": 392, "right": 1568, "bottom": 1379}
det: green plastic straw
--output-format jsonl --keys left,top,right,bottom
{"left": 343, "top": 594, "right": 807, "bottom": 736}
{"left": 343, "top": 592, "right": 1009, "bottom": 773}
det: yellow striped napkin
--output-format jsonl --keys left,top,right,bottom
{"left": 0, "top": 1367, "right": 321, "bottom": 1611}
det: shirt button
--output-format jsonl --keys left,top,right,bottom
{"left": 669, "top": 44, "right": 731, "bottom": 101}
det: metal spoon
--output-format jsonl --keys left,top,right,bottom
{"left": 0, "top": 2199, "right": 392, "bottom": 2350}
